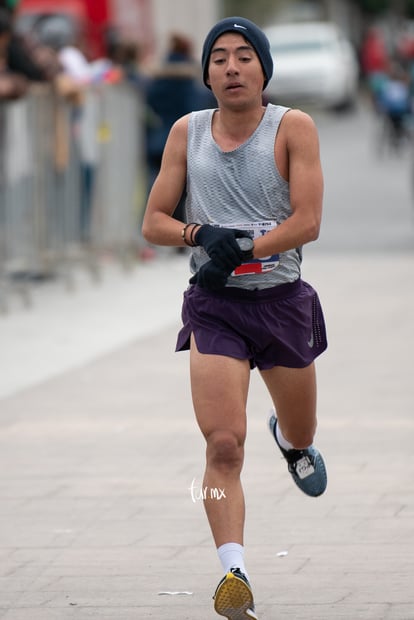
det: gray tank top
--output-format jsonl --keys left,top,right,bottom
{"left": 185, "top": 103, "right": 302, "bottom": 290}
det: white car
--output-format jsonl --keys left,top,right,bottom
{"left": 263, "top": 21, "right": 359, "bottom": 109}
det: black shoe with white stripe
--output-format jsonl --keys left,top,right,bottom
{"left": 269, "top": 413, "right": 327, "bottom": 497}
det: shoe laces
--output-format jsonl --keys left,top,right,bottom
{"left": 284, "top": 448, "right": 316, "bottom": 473}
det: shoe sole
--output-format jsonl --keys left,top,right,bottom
{"left": 214, "top": 573, "right": 257, "bottom": 619}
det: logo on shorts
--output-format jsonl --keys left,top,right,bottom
{"left": 307, "top": 332, "right": 314, "bottom": 348}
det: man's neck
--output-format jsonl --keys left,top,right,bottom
{"left": 212, "top": 104, "right": 267, "bottom": 150}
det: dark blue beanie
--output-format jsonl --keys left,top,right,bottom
{"left": 202, "top": 16, "right": 273, "bottom": 91}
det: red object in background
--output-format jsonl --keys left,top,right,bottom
{"left": 17, "top": 0, "right": 154, "bottom": 60}
{"left": 360, "top": 28, "right": 390, "bottom": 76}
{"left": 82, "top": 0, "right": 109, "bottom": 59}
{"left": 17, "top": 0, "right": 86, "bottom": 15}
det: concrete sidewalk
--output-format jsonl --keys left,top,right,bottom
{"left": 0, "top": 251, "right": 413, "bottom": 619}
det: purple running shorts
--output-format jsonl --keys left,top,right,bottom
{"left": 175, "top": 279, "right": 327, "bottom": 369}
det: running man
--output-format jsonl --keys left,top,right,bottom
{"left": 142, "top": 16, "right": 328, "bottom": 619}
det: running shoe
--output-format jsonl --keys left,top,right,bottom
{"left": 213, "top": 567, "right": 258, "bottom": 619}
{"left": 268, "top": 412, "right": 327, "bottom": 497}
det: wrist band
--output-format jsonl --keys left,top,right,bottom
{"left": 190, "top": 224, "right": 200, "bottom": 247}
{"left": 181, "top": 222, "right": 199, "bottom": 247}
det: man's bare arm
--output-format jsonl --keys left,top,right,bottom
{"left": 253, "top": 110, "right": 324, "bottom": 259}
{"left": 142, "top": 115, "right": 189, "bottom": 247}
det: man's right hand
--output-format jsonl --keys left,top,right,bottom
{"left": 189, "top": 261, "right": 231, "bottom": 291}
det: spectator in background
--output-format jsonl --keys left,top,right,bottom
{"left": 377, "top": 61, "right": 412, "bottom": 151}
{"left": 111, "top": 39, "right": 150, "bottom": 97}
{"left": 0, "top": 7, "right": 27, "bottom": 99}
{"left": 146, "top": 33, "right": 215, "bottom": 220}
{"left": 146, "top": 35, "right": 194, "bottom": 184}
{"left": 141, "top": 33, "right": 215, "bottom": 258}
{"left": 38, "top": 15, "right": 103, "bottom": 243}
{"left": 0, "top": 0, "right": 59, "bottom": 82}
{"left": 360, "top": 26, "right": 390, "bottom": 110}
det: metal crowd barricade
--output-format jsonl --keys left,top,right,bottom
{"left": 0, "top": 82, "right": 146, "bottom": 314}
{"left": 93, "top": 83, "right": 145, "bottom": 268}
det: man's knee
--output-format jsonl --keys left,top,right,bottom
{"left": 206, "top": 430, "right": 244, "bottom": 472}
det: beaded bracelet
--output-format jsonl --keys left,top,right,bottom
{"left": 181, "top": 222, "right": 199, "bottom": 247}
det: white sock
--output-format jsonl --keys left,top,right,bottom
{"left": 217, "top": 542, "right": 249, "bottom": 579}
{"left": 276, "top": 421, "right": 295, "bottom": 451}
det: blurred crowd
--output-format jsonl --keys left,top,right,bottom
{"left": 360, "top": 21, "right": 414, "bottom": 149}
{"left": 0, "top": 0, "right": 218, "bottom": 261}
{"left": 0, "top": 0, "right": 58, "bottom": 98}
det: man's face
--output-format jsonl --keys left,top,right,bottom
{"left": 206, "top": 32, "right": 265, "bottom": 105}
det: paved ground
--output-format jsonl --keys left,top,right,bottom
{"left": 0, "top": 249, "right": 413, "bottom": 619}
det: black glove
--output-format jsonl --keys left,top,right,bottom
{"left": 194, "top": 225, "right": 251, "bottom": 272}
{"left": 189, "top": 261, "right": 231, "bottom": 291}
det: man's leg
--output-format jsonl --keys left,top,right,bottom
{"left": 190, "top": 336, "right": 258, "bottom": 618}
{"left": 260, "top": 363, "right": 317, "bottom": 449}
{"left": 260, "top": 363, "right": 327, "bottom": 497}
{"left": 190, "top": 335, "right": 251, "bottom": 547}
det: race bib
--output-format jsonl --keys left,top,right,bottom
{"left": 227, "top": 221, "right": 279, "bottom": 276}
